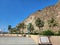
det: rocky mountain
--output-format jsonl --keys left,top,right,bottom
{"left": 22, "top": 2, "right": 60, "bottom": 33}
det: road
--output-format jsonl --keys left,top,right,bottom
{"left": 0, "top": 36, "right": 37, "bottom": 45}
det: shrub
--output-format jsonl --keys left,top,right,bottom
{"left": 54, "top": 31, "right": 60, "bottom": 36}
{"left": 55, "top": 31, "right": 60, "bottom": 36}
{"left": 57, "top": 31, "right": 60, "bottom": 35}
{"left": 42, "top": 30, "right": 54, "bottom": 36}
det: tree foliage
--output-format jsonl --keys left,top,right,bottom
{"left": 28, "top": 23, "right": 34, "bottom": 33}
{"left": 35, "top": 18, "right": 44, "bottom": 29}
{"left": 8, "top": 25, "right": 12, "bottom": 33}
{"left": 48, "top": 18, "right": 58, "bottom": 27}
{"left": 16, "top": 22, "right": 26, "bottom": 33}
{"left": 10, "top": 28, "right": 17, "bottom": 34}
{"left": 17, "top": 23, "right": 25, "bottom": 29}
{"left": 8, "top": 25, "right": 11, "bottom": 30}
{"left": 42, "top": 30, "right": 54, "bottom": 36}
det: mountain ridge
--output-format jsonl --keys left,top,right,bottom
{"left": 18, "top": 2, "right": 60, "bottom": 33}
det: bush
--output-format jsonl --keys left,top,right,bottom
{"left": 57, "top": 31, "right": 60, "bottom": 36}
{"left": 58, "top": 31, "right": 60, "bottom": 34}
{"left": 42, "top": 30, "right": 54, "bottom": 36}
{"left": 54, "top": 31, "right": 60, "bottom": 36}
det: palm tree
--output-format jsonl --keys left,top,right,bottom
{"left": 35, "top": 18, "right": 44, "bottom": 31}
{"left": 16, "top": 22, "right": 26, "bottom": 33}
{"left": 27, "top": 23, "right": 34, "bottom": 33}
{"left": 10, "top": 28, "right": 17, "bottom": 34}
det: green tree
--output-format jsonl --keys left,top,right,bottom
{"left": 28, "top": 23, "right": 34, "bottom": 33}
{"left": 8, "top": 25, "right": 12, "bottom": 33}
{"left": 9, "top": 27, "right": 19, "bottom": 34}
{"left": 35, "top": 18, "right": 44, "bottom": 30}
{"left": 10, "top": 28, "right": 17, "bottom": 34}
{"left": 16, "top": 22, "right": 26, "bottom": 33}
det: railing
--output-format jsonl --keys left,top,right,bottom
{"left": 0, "top": 34, "right": 30, "bottom": 37}
{"left": 0, "top": 34, "right": 22, "bottom": 37}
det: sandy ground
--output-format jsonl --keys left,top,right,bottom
{"left": 50, "top": 36, "right": 60, "bottom": 45}
{"left": 30, "top": 35, "right": 39, "bottom": 44}
{"left": 31, "top": 35, "right": 60, "bottom": 45}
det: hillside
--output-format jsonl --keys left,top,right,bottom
{"left": 22, "top": 2, "right": 60, "bottom": 33}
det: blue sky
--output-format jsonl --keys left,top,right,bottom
{"left": 0, "top": 0, "right": 58, "bottom": 32}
